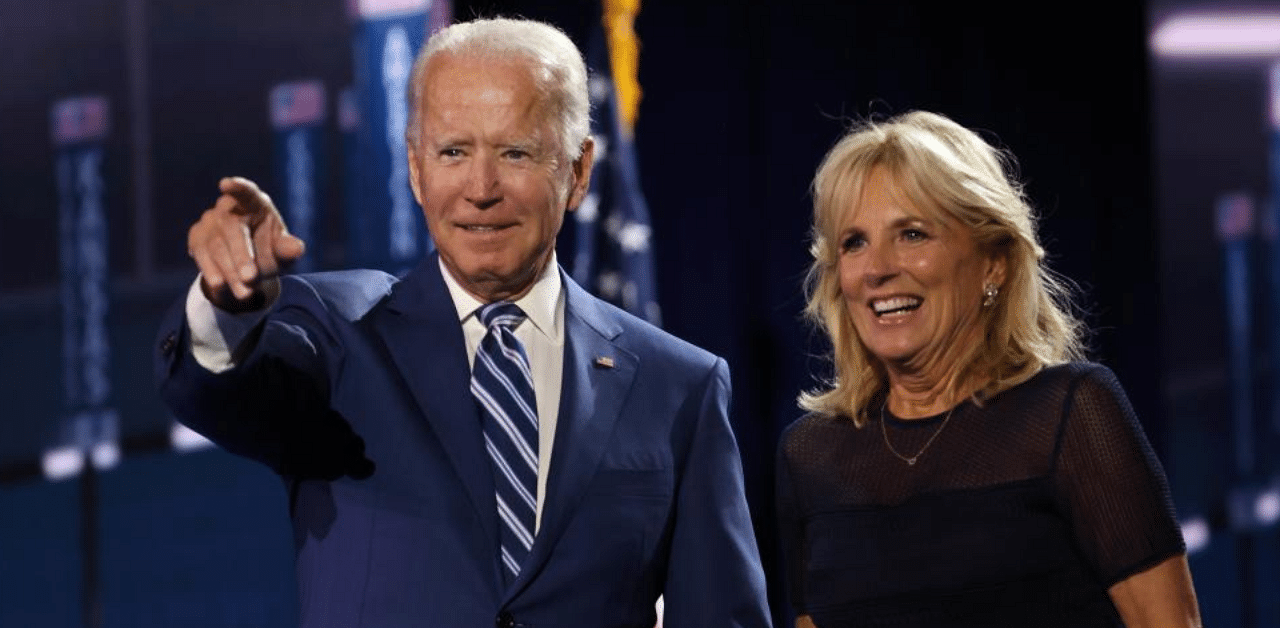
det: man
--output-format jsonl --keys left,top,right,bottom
{"left": 156, "top": 17, "right": 771, "bottom": 628}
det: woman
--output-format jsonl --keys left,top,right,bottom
{"left": 776, "top": 111, "right": 1201, "bottom": 627}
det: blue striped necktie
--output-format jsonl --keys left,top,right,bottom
{"left": 470, "top": 302, "right": 539, "bottom": 581}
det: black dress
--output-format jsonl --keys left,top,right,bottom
{"left": 776, "top": 362, "right": 1185, "bottom": 627}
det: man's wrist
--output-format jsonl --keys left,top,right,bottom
{"left": 201, "top": 277, "right": 281, "bottom": 314}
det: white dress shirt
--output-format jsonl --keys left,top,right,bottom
{"left": 439, "top": 255, "right": 564, "bottom": 532}
{"left": 185, "top": 255, "right": 567, "bottom": 531}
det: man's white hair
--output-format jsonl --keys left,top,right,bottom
{"left": 405, "top": 17, "right": 591, "bottom": 160}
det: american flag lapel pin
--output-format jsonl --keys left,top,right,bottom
{"left": 594, "top": 356, "right": 615, "bottom": 369}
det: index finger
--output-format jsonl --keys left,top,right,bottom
{"left": 218, "top": 176, "right": 274, "bottom": 223}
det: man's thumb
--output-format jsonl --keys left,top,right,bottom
{"left": 274, "top": 232, "right": 306, "bottom": 261}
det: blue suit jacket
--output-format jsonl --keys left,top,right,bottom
{"left": 155, "top": 254, "right": 771, "bottom": 628}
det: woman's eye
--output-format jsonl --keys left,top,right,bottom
{"left": 902, "top": 228, "right": 928, "bottom": 241}
{"left": 840, "top": 234, "right": 866, "bottom": 252}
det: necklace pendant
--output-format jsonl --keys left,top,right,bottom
{"left": 880, "top": 398, "right": 958, "bottom": 468}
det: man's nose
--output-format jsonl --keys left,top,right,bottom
{"left": 464, "top": 156, "right": 501, "bottom": 209}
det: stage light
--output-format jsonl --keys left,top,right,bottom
{"left": 41, "top": 446, "right": 84, "bottom": 481}
{"left": 1179, "top": 516, "right": 1211, "bottom": 554}
{"left": 1151, "top": 13, "right": 1280, "bottom": 58}
{"left": 350, "top": 0, "right": 428, "bottom": 19}
{"left": 1255, "top": 488, "right": 1280, "bottom": 526}
{"left": 170, "top": 422, "right": 213, "bottom": 453}
{"left": 89, "top": 441, "right": 120, "bottom": 471}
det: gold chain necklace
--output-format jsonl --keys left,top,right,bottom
{"left": 880, "top": 398, "right": 957, "bottom": 466}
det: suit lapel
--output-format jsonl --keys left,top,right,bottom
{"left": 507, "top": 273, "right": 639, "bottom": 598}
{"left": 371, "top": 254, "right": 499, "bottom": 557}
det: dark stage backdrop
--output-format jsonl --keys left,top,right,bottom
{"left": 2, "top": 0, "right": 1227, "bottom": 626}
{"left": 1150, "top": 1, "right": 1280, "bottom": 626}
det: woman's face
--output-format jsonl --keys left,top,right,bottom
{"left": 837, "top": 166, "right": 1004, "bottom": 373}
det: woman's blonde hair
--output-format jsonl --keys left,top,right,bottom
{"left": 800, "top": 111, "right": 1086, "bottom": 426}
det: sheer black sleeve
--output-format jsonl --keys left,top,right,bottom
{"left": 1051, "top": 364, "right": 1186, "bottom": 587}
{"left": 776, "top": 422, "right": 808, "bottom": 615}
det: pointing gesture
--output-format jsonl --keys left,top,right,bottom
{"left": 188, "top": 177, "right": 305, "bottom": 311}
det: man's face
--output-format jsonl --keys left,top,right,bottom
{"left": 408, "top": 53, "right": 593, "bottom": 303}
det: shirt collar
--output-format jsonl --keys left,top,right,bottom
{"left": 439, "top": 253, "right": 563, "bottom": 343}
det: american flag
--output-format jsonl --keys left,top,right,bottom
{"left": 572, "top": 6, "right": 661, "bottom": 325}
{"left": 270, "top": 80, "right": 327, "bottom": 130}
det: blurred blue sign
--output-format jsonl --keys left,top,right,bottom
{"left": 344, "top": 0, "right": 450, "bottom": 274}
{"left": 270, "top": 80, "right": 328, "bottom": 273}
{"left": 50, "top": 95, "right": 118, "bottom": 479}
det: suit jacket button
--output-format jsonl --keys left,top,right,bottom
{"left": 160, "top": 332, "right": 178, "bottom": 356}
{"left": 495, "top": 612, "right": 515, "bottom": 628}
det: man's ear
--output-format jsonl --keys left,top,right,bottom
{"left": 565, "top": 137, "right": 595, "bottom": 211}
{"left": 407, "top": 142, "right": 425, "bottom": 207}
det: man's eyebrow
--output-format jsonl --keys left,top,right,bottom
{"left": 499, "top": 139, "right": 542, "bottom": 151}
{"left": 430, "top": 135, "right": 473, "bottom": 147}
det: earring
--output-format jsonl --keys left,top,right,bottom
{"left": 982, "top": 283, "right": 999, "bottom": 307}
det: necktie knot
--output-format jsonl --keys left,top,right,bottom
{"left": 477, "top": 302, "right": 526, "bottom": 331}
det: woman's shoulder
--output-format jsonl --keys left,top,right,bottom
{"left": 778, "top": 411, "right": 858, "bottom": 450}
{"left": 1018, "top": 361, "right": 1146, "bottom": 456}
{"left": 1007, "top": 360, "right": 1122, "bottom": 402}
{"left": 982, "top": 361, "right": 1127, "bottom": 433}
{"left": 1031, "top": 361, "right": 1129, "bottom": 406}
{"left": 781, "top": 411, "right": 849, "bottom": 434}
{"left": 1031, "top": 360, "right": 1113, "bottom": 382}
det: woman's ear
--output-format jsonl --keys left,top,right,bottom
{"left": 985, "top": 250, "right": 1008, "bottom": 288}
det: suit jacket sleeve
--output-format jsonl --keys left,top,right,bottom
{"left": 154, "top": 273, "right": 385, "bottom": 480}
{"left": 663, "top": 357, "right": 773, "bottom": 628}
